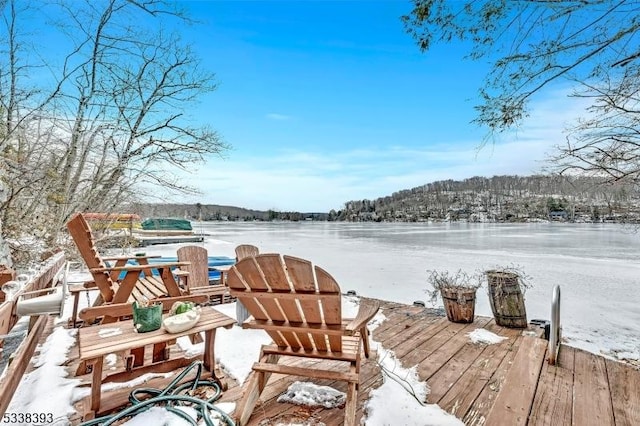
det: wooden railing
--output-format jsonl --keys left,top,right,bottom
{"left": 0, "top": 252, "right": 66, "bottom": 417}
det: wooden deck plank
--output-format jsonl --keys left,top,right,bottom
{"left": 462, "top": 332, "right": 530, "bottom": 426}
{"left": 483, "top": 335, "right": 547, "bottom": 426}
{"left": 417, "top": 317, "right": 492, "bottom": 381}
{"left": 605, "top": 357, "right": 640, "bottom": 426}
{"left": 393, "top": 318, "right": 465, "bottom": 364}
{"left": 573, "top": 348, "right": 615, "bottom": 426}
{"left": 377, "top": 313, "right": 443, "bottom": 351}
{"left": 438, "top": 324, "right": 522, "bottom": 419}
{"left": 426, "top": 320, "right": 507, "bottom": 404}
{"left": 371, "top": 308, "right": 429, "bottom": 343}
{"left": 529, "top": 345, "right": 576, "bottom": 426}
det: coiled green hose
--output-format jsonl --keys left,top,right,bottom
{"left": 79, "top": 361, "right": 235, "bottom": 426}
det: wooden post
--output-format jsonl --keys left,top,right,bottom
{"left": 0, "top": 266, "right": 15, "bottom": 304}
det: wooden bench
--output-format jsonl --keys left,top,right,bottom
{"left": 77, "top": 307, "right": 236, "bottom": 420}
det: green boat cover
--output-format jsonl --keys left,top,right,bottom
{"left": 141, "top": 218, "right": 193, "bottom": 231}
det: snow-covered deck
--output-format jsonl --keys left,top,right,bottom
{"left": 218, "top": 300, "right": 640, "bottom": 426}
{"left": 32, "top": 302, "right": 640, "bottom": 426}
{"left": 5, "top": 298, "right": 637, "bottom": 425}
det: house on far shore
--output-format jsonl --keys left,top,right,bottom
{"left": 549, "top": 210, "right": 568, "bottom": 221}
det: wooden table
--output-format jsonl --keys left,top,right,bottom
{"left": 211, "top": 264, "right": 233, "bottom": 285}
{"left": 102, "top": 254, "right": 161, "bottom": 280}
{"left": 77, "top": 307, "right": 236, "bottom": 419}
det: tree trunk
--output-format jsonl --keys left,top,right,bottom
{"left": 0, "top": 177, "right": 12, "bottom": 267}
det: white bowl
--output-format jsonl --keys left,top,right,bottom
{"left": 163, "top": 308, "right": 201, "bottom": 334}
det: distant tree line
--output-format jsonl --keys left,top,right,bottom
{"left": 337, "top": 175, "right": 639, "bottom": 222}
{"left": 128, "top": 202, "right": 328, "bottom": 222}
{"left": 130, "top": 174, "right": 639, "bottom": 224}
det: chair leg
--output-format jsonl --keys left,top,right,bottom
{"left": 235, "top": 370, "right": 263, "bottom": 426}
{"left": 70, "top": 291, "right": 81, "bottom": 327}
{"left": 344, "top": 381, "right": 358, "bottom": 426}
{"left": 360, "top": 326, "right": 371, "bottom": 358}
{"left": 234, "top": 352, "right": 278, "bottom": 426}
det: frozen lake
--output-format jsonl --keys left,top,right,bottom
{"left": 145, "top": 221, "right": 640, "bottom": 363}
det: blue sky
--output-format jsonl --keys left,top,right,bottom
{"left": 166, "top": 1, "right": 586, "bottom": 212}
{"left": 30, "top": 1, "right": 586, "bottom": 212}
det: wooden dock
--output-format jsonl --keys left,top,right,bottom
{"left": 136, "top": 234, "right": 204, "bottom": 246}
{"left": 16, "top": 300, "right": 640, "bottom": 425}
{"left": 210, "top": 301, "right": 640, "bottom": 425}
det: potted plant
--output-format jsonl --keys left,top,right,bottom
{"left": 485, "top": 265, "right": 531, "bottom": 328}
{"left": 427, "top": 269, "right": 481, "bottom": 323}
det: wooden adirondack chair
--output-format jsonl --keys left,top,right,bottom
{"left": 66, "top": 212, "right": 200, "bottom": 324}
{"left": 176, "top": 246, "right": 233, "bottom": 305}
{"left": 227, "top": 253, "right": 380, "bottom": 426}
{"left": 235, "top": 244, "right": 259, "bottom": 261}
{"left": 233, "top": 244, "right": 259, "bottom": 324}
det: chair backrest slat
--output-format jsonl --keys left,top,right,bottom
{"left": 235, "top": 244, "right": 259, "bottom": 261}
{"left": 66, "top": 213, "right": 115, "bottom": 302}
{"left": 283, "top": 256, "right": 322, "bottom": 325}
{"left": 315, "top": 265, "right": 342, "bottom": 349}
{"left": 227, "top": 266, "right": 290, "bottom": 347}
{"left": 176, "top": 246, "right": 209, "bottom": 289}
{"left": 228, "top": 253, "right": 343, "bottom": 353}
{"left": 256, "top": 255, "right": 303, "bottom": 324}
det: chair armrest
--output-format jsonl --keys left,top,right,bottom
{"left": 102, "top": 255, "right": 162, "bottom": 261}
{"left": 174, "top": 270, "right": 189, "bottom": 277}
{"left": 80, "top": 281, "right": 98, "bottom": 289}
{"left": 69, "top": 280, "right": 98, "bottom": 290}
{"left": 344, "top": 299, "right": 380, "bottom": 335}
{"left": 90, "top": 262, "right": 190, "bottom": 273}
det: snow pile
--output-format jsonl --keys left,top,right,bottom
{"left": 277, "top": 381, "right": 346, "bottom": 408}
{"left": 468, "top": 328, "right": 508, "bottom": 345}
{"left": 608, "top": 348, "right": 640, "bottom": 367}
{"left": 98, "top": 327, "right": 123, "bottom": 338}
{"left": 342, "top": 295, "right": 361, "bottom": 317}
{"left": 7, "top": 327, "right": 81, "bottom": 425}
{"left": 105, "top": 353, "right": 118, "bottom": 370}
{"left": 176, "top": 302, "right": 272, "bottom": 385}
{"left": 613, "top": 350, "right": 639, "bottom": 361}
{"left": 348, "top": 298, "right": 462, "bottom": 425}
{"left": 122, "top": 406, "right": 195, "bottom": 426}
{"left": 364, "top": 344, "right": 464, "bottom": 426}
